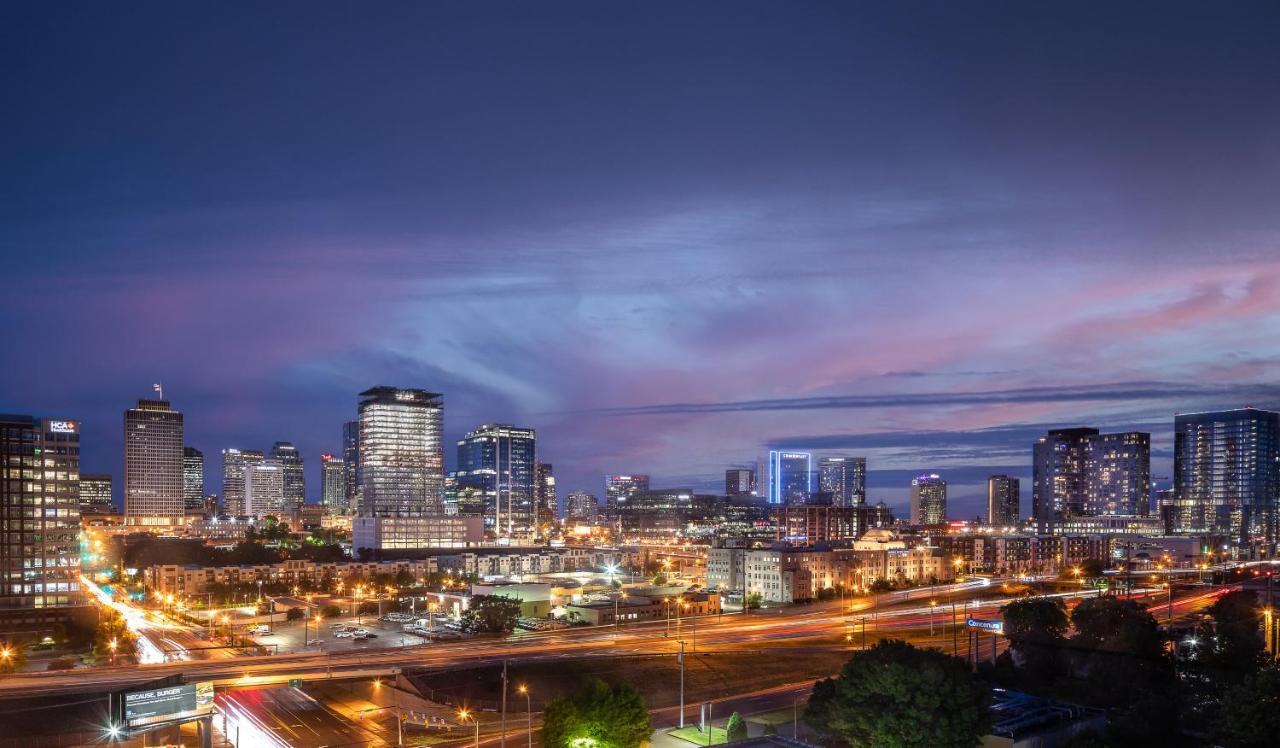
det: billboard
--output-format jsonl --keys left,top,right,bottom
{"left": 965, "top": 618, "right": 1004, "bottom": 635}
{"left": 123, "top": 682, "right": 214, "bottom": 728}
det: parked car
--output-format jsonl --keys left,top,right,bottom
{"left": 336, "top": 631, "right": 354, "bottom": 638}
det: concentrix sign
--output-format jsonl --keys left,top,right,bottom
{"left": 965, "top": 618, "right": 1004, "bottom": 635}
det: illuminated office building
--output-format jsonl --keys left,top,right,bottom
{"left": 269, "top": 441, "right": 305, "bottom": 512}
{"left": 910, "top": 473, "right": 947, "bottom": 525}
{"left": 725, "top": 468, "right": 756, "bottom": 497}
{"left": 1171, "top": 407, "right": 1280, "bottom": 546}
{"left": 768, "top": 451, "right": 811, "bottom": 504}
{"left": 987, "top": 475, "right": 1020, "bottom": 526}
{"left": 358, "top": 386, "right": 445, "bottom": 516}
{"left": 605, "top": 474, "right": 650, "bottom": 519}
{"left": 343, "top": 420, "right": 361, "bottom": 514}
{"left": 456, "top": 424, "right": 536, "bottom": 536}
{"left": 1032, "top": 427, "right": 1150, "bottom": 532}
{"left": 244, "top": 460, "right": 285, "bottom": 517}
{"left": 320, "top": 453, "right": 347, "bottom": 514}
{"left": 0, "top": 415, "right": 86, "bottom": 636}
{"left": 818, "top": 456, "right": 866, "bottom": 507}
{"left": 534, "top": 462, "right": 557, "bottom": 530}
{"left": 221, "top": 448, "right": 264, "bottom": 517}
{"left": 78, "top": 473, "right": 114, "bottom": 514}
{"left": 183, "top": 447, "right": 204, "bottom": 511}
{"left": 123, "top": 399, "right": 184, "bottom": 523}
{"left": 565, "top": 491, "right": 599, "bottom": 524}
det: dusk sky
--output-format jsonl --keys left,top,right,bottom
{"left": 3, "top": 2, "right": 1279, "bottom": 518}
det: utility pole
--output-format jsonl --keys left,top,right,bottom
{"left": 679, "top": 640, "right": 686, "bottom": 728}
{"left": 500, "top": 660, "right": 508, "bottom": 748}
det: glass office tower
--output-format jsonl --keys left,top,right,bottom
{"left": 456, "top": 424, "right": 536, "bottom": 536}
{"left": 768, "top": 451, "right": 811, "bottom": 504}
{"left": 818, "top": 456, "right": 867, "bottom": 507}
{"left": 358, "top": 387, "right": 445, "bottom": 516}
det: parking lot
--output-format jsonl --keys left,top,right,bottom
{"left": 245, "top": 608, "right": 466, "bottom": 654}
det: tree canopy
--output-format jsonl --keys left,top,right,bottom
{"left": 461, "top": 595, "right": 522, "bottom": 634}
{"left": 541, "top": 678, "right": 652, "bottom": 748}
{"left": 1001, "top": 597, "right": 1068, "bottom": 644}
{"left": 1213, "top": 665, "right": 1280, "bottom": 748}
{"left": 806, "top": 639, "right": 990, "bottom": 748}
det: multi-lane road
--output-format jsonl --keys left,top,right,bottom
{"left": 0, "top": 579, "right": 1227, "bottom": 700}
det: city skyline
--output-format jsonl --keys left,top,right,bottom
{"left": 4, "top": 3, "right": 1280, "bottom": 518}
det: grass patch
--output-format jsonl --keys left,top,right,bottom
{"left": 669, "top": 726, "right": 729, "bottom": 745}
{"left": 747, "top": 709, "right": 796, "bottom": 726}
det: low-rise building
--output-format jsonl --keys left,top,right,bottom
{"left": 352, "top": 515, "right": 484, "bottom": 551}
{"left": 563, "top": 591, "right": 719, "bottom": 625}
{"left": 145, "top": 558, "right": 439, "bottom": 597}
{"left": 436, "top": 547, "right": 608, "bottom": 578}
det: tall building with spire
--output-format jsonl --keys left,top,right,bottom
{"left": 124, "top": 398, "right": 184, "bottom": 524}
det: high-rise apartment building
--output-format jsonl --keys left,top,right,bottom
{"left": 910, "top": 473, "right": 947, "bottom": 525}
{"left": 123, "top": 399, "right": 184, "bottom": 523}
{"left": 221, "top": 448, "right": 264, "bottom": 517}
{"left": 534, "top": 462, "right": 557, "bottom": 530}
{"left": 456, "top": 424, "right": 536, "bottom": 536}
{"left": 768, "top": 451, "right": 811, "bottom": 504}
{"left": 244, "top": 460, "right": 285, "bottom": 517}
{"left": 605, "top": 474, "right": 650, "bottom": 519}
{"left": 183, "top": 447, "right": 204, "bottom": 511}
{"left": 320, "top": 453, "right": 347, "bottom": 514}
{"left": 358, "top": 387, "right": 445, "bottom": 516}
{"left": 343, "top": 420, "right": 361, "bottom": 515}
{"left": 1171, "top": 408, "right": 1280, "bottom": 546}
{"left": 1032, "top": 427, "right": 1150, "bottom": 532}
{"left": 987, "top": 475, "right": 1020, "bottom": 526}
{"left": 725, "top": 468, "right": 756, "bottom": 497}
{"left": 818, "top": 456, "right": 866, "bottom": 507}
{"left": 565, "top": 491, "right": 600, "bottom": 524}
{"left": 269, "top": 442, "right": 305, "bottom": 512}
{"left": 78, "top": 473, "right": 114, "bottom": 514}
{"left": 0, "top": 415, "right": 86, "bottom": 635}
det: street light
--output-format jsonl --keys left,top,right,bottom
{"left": 517, "top": 684, "right": 532, "bottom": 748}
{"left": 109, "top": 637, "right": 118, "bottom": 666}
{"left": 458, "top": 709, "right": 480, "bottom": 748}
{"left": 930, "top": 600, "right": 937, "bottom": 636}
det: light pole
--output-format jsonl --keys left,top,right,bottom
{"left": 517, "top": 684, "right": 532, "bottom": 748}
{"left": 458, "top": 709, "right": 479, "bottom": 748}
{"left": 678, "top": 640, "right": 686, "bottom": 728}
{"left": 109, "top": 637, "right": 118, "bottom": 666}
{"left": 930, "top": 600, "right": 937, "bottom": 637}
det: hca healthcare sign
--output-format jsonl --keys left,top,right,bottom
{"left": 123, "top": 682, "right": 214, "bottom": 728}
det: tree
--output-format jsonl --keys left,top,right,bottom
{"left": 321, "top": 604, "right": 343, "bottom": 618}
{"left": 1078, "top": 558, "right": 1106, "bottom": 578}
{"left": 869, "top": 579, "right": 894, "bottom": 594}
{"left": 461, "top": 595, "right": 522, "bottom": 634}
{"left": 285, "top": 607, "right": 305, "bottom": 621}
{"left": 541, "top": 679, "right": 651, "bottom": 748}
{"left": 1068, "top": 598, "right": 1171, "bottom": 710}
{"left": 94, "top": 610, "right": 138, "bottom": 660}
{"left": 1000, "top": 597, "right": 1069, "bottom": 682}
{"left": 805, "top": 639, "right": 990, "bottom": 748}
{"left": 1213, "top": 665, "right": 1280, "bottom": 747}
{"left": 744, "top": 592, "right": 762, "bottom": 610}
{"left": 726, "top": 712, "right": 748, "bottom": 742}
{"left": 1204, "top": 590, "right": 1265, "bottom": 675}
{"left": 1070, "top": 598, "right": 1163, "bottom": 657}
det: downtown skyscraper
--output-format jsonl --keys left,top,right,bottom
{"left": 455, "top": 424, "right": 536, "bottom": 536}
{"left": 1032, "top": 427, "right": 1150, "bottom": 532}
{"left": 0, "top": 415, "right": 86, "bottom": 635}
{"left": 320, "top": 453, "right": 347, "bottom": 514}
{"left": 910, "top": 473, "right": 947, "bottom": 525}
{"left": 1170, "top": 407, "right": 1280, "bottom": 546}
{"left": 605, "top": 474, "right": 649, "bottom": 519}
{"left": 123, "top": 398, "right": 184, "bottom": 523}
{"left": 725, "top": 468, "right": 756, "bottom": 497}
{"left": 767, "top": 451, "right": 811, "bottom": 504}
{"left": 269, "top": 441, "right": 305, "bottom": 512}
{"left": 221, "top": 448, "right": 263, "bottom": 517}
{"left": 987, "top": 475, "right": 1020, "bottom": 526}
{"left": 342, "top": 420, "right": 361, "bottom": 515}
{"left": 182, "top": 446, "right": 204, "bottom": 511}
{"left": 818, "top": 456, "right": 866, "bottom": 507}
{"left": 78, "top": 473, "right": 114, "bottom": 514}
{"left": 534, "top": 462, "right": 557, "bottom": 532}
{"left": 358, "top": 387, "right": 445, "bottom": 516}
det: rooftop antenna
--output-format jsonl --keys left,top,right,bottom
{"left": 152, "top": 382, "right": 164, "bottom": 400}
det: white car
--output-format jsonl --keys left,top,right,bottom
{"left": 335, "top": 631, "right": 354, "bottom": 638}
{"left": 353, "top": 629, "right": 370, "bottom": 636}
{"left": 306, "top": 639, "right": 322, "bottom": 646}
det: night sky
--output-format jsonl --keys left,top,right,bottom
{"left": 4, "top": 2, "right": 1279, "bottom": 517}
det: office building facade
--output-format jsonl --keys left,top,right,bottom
{"left": 1033, "top": 427, "right": 1151, "bottom": 532}
{"left": 604, "top": 474, "right": 650, "bottom": 519}
{"left": 818, "top": 456, "right": 866, "bottom": 507}
{"left": 123, "top": 399, "right": 184, "bottom": 523}
{"left": 910, "top": 473, "right": 947, "bottom": 525}
{"left": 342, "top": 420, "right": 361, "bottom": 515}
{"left": 182, "top": 447, "right": 204, "bottom": 512}
{"left": 1171, "top": 408, "right": 1280, "bottom": 546}
{"left": 455, "top": 424, "right": 537, "bottom": 536}
{"left": 534, "top": 462, "right": 557, "bottom": 531}
{"left": 725, "top": 468, "right": 756, "bottom": 497}
{"left": 320, "top": 453, "right": 347, "bottom": 514}
{"left": 269, "top": 441, "right": 305, "bottom": 512}
{"left": 358, "top": 387, "right": 445, "bottom": 516}
{"left": 78, "top": 473, "right": 114, "bottom": 514}
{"left": 768, "top": 451, "right": 811, "bottom": 504}
{"left": 221, "top": 448, "right": 264, "bottom": 517}
{"left": 0, "top": 415, "right": 87, "bottom": 635}
{"left": 987, "top": 475, "right": 1020, "bottom": 526}
{"left": 565, "top": 491, "right": 599, "bottom": 524}
{"left": 244, "top": 460, "right": 285, "bottom": 517}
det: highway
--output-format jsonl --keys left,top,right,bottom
{"left": 219, "top": 686, "right": 379, "bottom": 747}
{"left": 0, "top": 580, "right": 1224, "bottom": 699}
